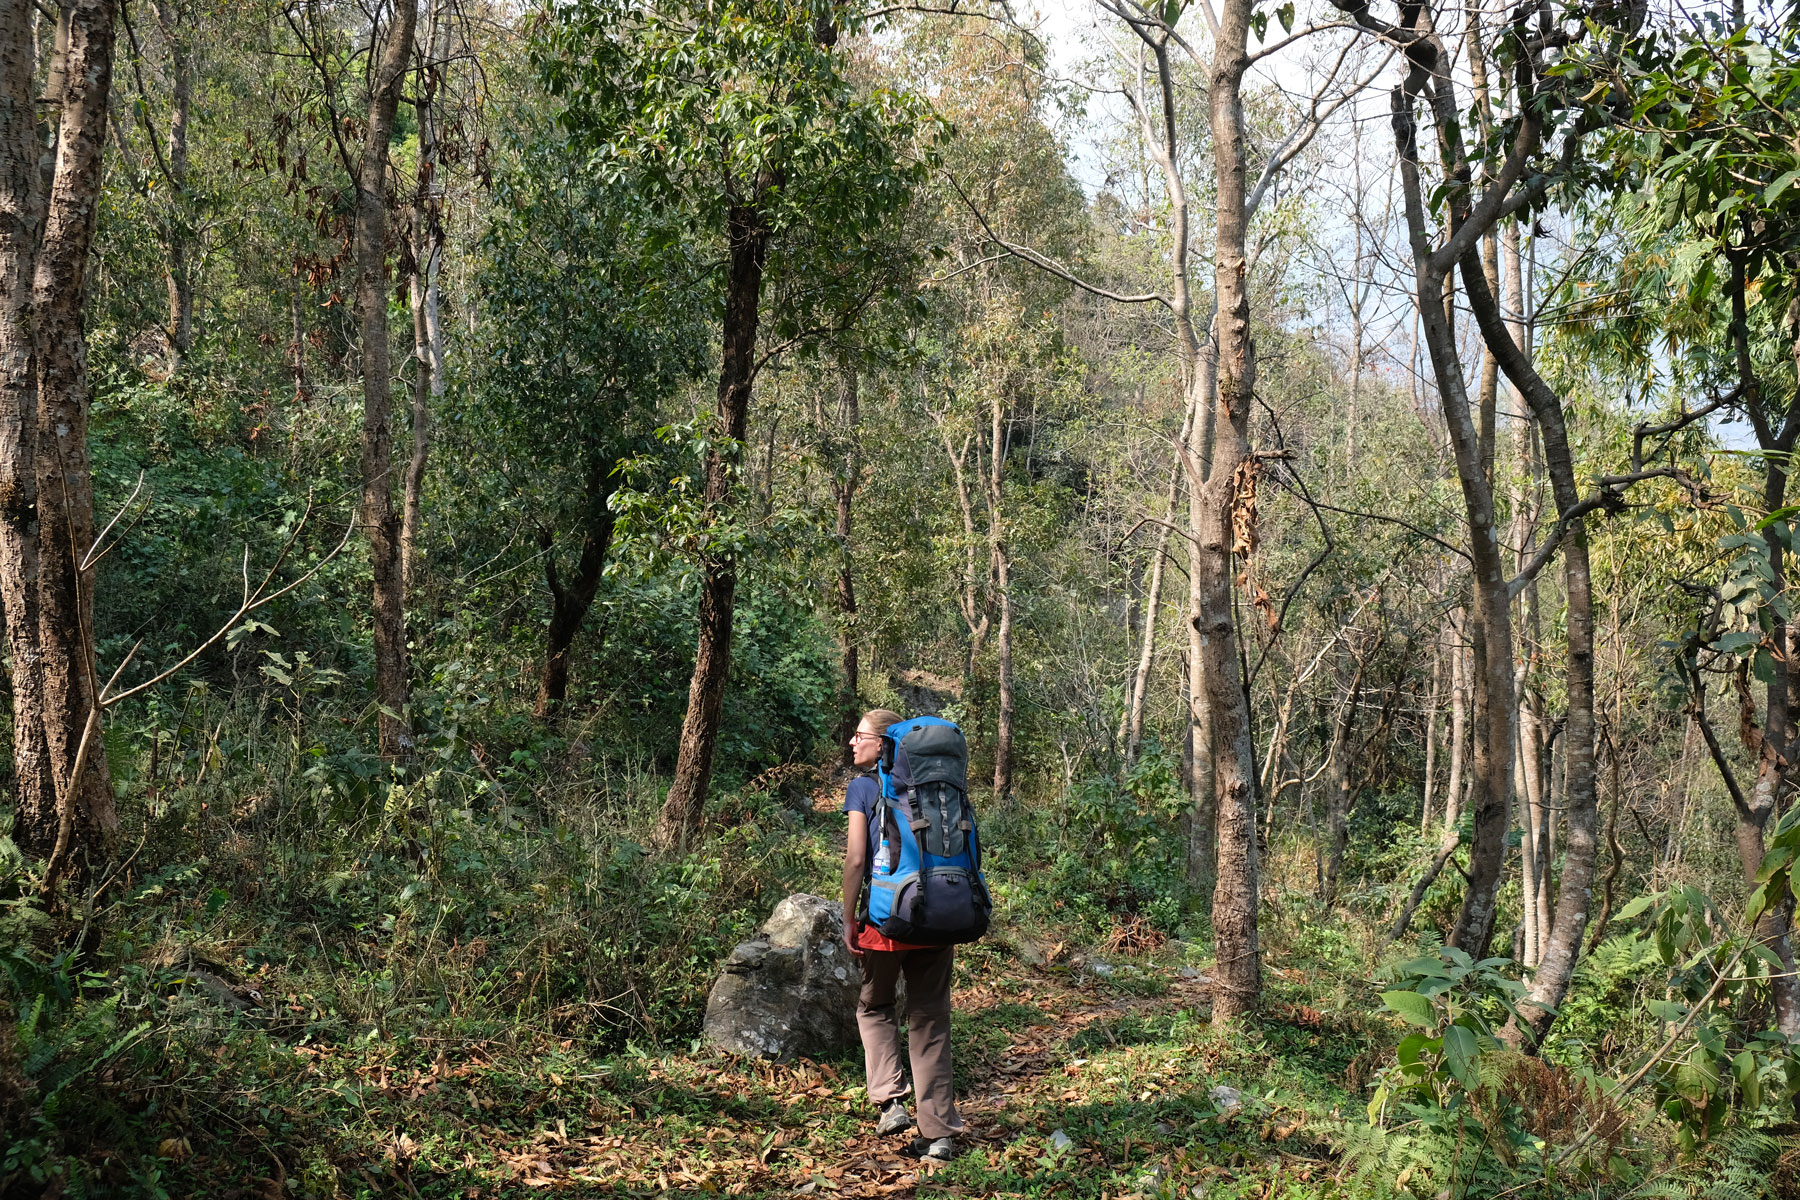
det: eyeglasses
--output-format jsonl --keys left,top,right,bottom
{"left": 850, "top": 731, "right": 879, "bottom": 742}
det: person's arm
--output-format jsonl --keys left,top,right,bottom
{"left": 843, "top": 810, "right": 868, "bottom": 958}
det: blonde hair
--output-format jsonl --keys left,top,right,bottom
{"left": 861, "top": 708, "right": 902, "bottom": 737}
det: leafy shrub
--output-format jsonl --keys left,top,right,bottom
{"left": 991, "top": 743, "right": 1191, "bottom": 939}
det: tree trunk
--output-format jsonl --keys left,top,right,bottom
{"left": 1517, "top": 693, "right": 1542, "bottom": 966}
{"left": 1321, "top": 646, "right": 1365, "bottom": 905}
{"left": 30, "top": 0, "right": 121, "bottom": 865}
{"left": 288, "top": 285, "right": 310, "bottom": 404}
{"left": 1202, "top": 0, "right": 1262, "bottom": 1021}
{"left": 1124, "top": 450, "right": 1183, "bottom": 769}
{"left": 1185, "top": 350, "right": 1216, "bottom": 891}
{"left": 655, "top": 200, "right": 768, "bottom": 848}
{"left": 1443, "top": 607, "right": 1468, "bottom": 831}
{"left": 355, "top": 0, "right": 419, "bottom": 759}
{"left": 988, "top": 388, "right": 1013, "bottom": 803}
{"left": 832, "top": 361, "right": 859, "bottom": 762}
{"left": 1388, "top": 70, "right": 1518, "bottom": 958}
{"left": 402, "top": 264, "right": 433, "bottom": 593}
{"left": 0, "top": 0, "right": 57, "bottom": 856}
{"left": 152, "top": 0, "right": 192, "bottom": 376}
{"left": 1421, "top": 629, "right": 1441, "bottom": 830}
{"left": 534, "top": 457, "right": 616, "bottom": 717}
{"left": 403, "top": 0, "right": 448, "bottom": 597}
{"left": 1460, "top": 245, "right": 1608, "bottom": 1044}
{"left": 993, "top": 542, "right": 1014, "bottom": 802}
{"left": 940, "top": 426, "right": 989, "bottom": 684}
{"left": 401, "top": 0, "right": 448, "bottom": 595}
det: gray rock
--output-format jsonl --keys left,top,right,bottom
{"left": 703, "top": 894, "right": 860, "bottom": 1060}
{"left": 1208, "top": 1084, "right": 1243, "bottom": 1115}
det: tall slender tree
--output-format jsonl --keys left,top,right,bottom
{"left": 544, "top": 0, "right": 930, "bottom": 846}
{"left": 3, "top": 0, "right": 123, "bottom": 867}
{"left": 354, "top": 0, "right": 419, "bottom": 758}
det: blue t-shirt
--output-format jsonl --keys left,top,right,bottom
{"left": 842, "top": 772, "right": 886, "bottom": 868}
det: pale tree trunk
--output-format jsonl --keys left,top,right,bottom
{"left": 1178, "top": 646, "right": 1193, "bottom": 795}
{"left": 1201, "top": 0, "right": 1262, "bottom": 1020}
{"left": 1503, "top": 221, "right": 1551, "bottom": 968}
{"left": 1517, "top": 689, "right": 1542, "bottom": 966}
{"left": 1116, "top": 26, "right": 1217, "bottom": 892}
{"left": 832, "top": 361, "right": 859, "bottom": 761}
{"left": 1320, "top": 644, "right": 1364, "bottom": 905}
{"left": 1124, "top": 447, "right": 1185, "bottom": 769}
{"left": 939, "top": 424, "right": 990, "bottom": 684}
{"left": 150, "top": 0, "right": 192, "bottom": 375}
{"left": 1421, "top": 630, "right": 1442, "bottom": 830}
{"left": 1344, "top": 124, "right": 1365, "bottom": 477}
{"left": 992, "top": 544, "right": 1014, "bottom": 801}
{"left": 655, "top": 200, "right": 769, "bottom": 848}
{"left": 32, "top": 0, "right": 121, "bottom": 867}
{"left": 0, "top": 0, "right": 56, "bottom": 855}
{"left": 1444, "top": 608, "right": 1468, "bottom": 831}
{"left": 402, "top": 266, "right": 434, "bottom": 593}
{"left": 1260, "top": 665, "right": 1303, "bottom": 835}
{"left": 1390, "top": 606, "right": 1467, "bottom": 946}
{"left": 987, "top": 386, "right": 1014, "bottom": 803}
{"left": 401, "top": 1, "right": 448, "bottom": 596}
{"left": 1185, "top": 353, "right": 1216, "bottom": 890}
{"left": 355, "top": 0, "right": 419, "bottom": 759}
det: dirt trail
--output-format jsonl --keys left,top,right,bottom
{"left": 466, "top": 952, "right": 1209, "bottom": 1196}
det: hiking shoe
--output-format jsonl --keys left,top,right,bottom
{"left": 908, "top": 1136, "right": 955, "bottom": 1162}
{"left": 875, "top": 1098, "right": 913, "bottom": 1136}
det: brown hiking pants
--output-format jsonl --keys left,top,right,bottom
{"left": 856, "top": 945, "right": 964, "bottom": 1139}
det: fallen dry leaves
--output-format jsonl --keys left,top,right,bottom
{"left": 344, "top": 958, "right": 1218, "bottom": 1196}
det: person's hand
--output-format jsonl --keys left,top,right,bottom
{"left": 844, "top": 924, "right": 863, "bottom": 958}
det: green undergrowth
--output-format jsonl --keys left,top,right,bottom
{"left": 4, "top": 724, "right": 1799, "bottom": 1197}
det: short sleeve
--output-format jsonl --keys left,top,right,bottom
{"left": 842, "top": 773, "right": 879, "bottom": 819}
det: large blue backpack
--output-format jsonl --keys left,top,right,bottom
{"left": 863, "top": 716, "right": 992, "bottom": 945}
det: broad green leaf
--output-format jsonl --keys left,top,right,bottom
{"left": 1442, "top": 1024, "right": 1479, "bottom": 1087}
{"left": 1614, "top": 894, "right": 1657, "bottom": 922}
{"left": 1745, "top": 882, "right": 1771, "bottom": 928}
{"left": 1380, "top": 990, "right": 1437, "bottom": 1027}
{"left": 1397, "top": 956, "right": 1452, "bottom": 978}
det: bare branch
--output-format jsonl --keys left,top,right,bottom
{"left": 81, "top": 472, "right": 147, "bottom": 572}
{"left": 103, "top": 501, "right": 358, "bottom": 708}
{"left": 944, "top": 170, "right": 1168, "bottom": 307}
{"left": 1247, "top": 20, "right": 1356, "bottom": 63}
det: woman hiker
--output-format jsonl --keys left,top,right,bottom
{"left": 840, "top": 708, "right": 963, "bottom": 1163}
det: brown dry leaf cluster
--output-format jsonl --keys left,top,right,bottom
{"left": 1105, "top": 916, "right": 1167, "bottom": 955}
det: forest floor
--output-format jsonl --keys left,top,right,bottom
{"left": 170, "top": 940, "right": 1377, "bottom": 1200}
{"left": 42, "top": 784, "right": 1390, "bottom": 1199}
{"left": 561, "top": 952, "right": 1372, "bottom": 1200}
